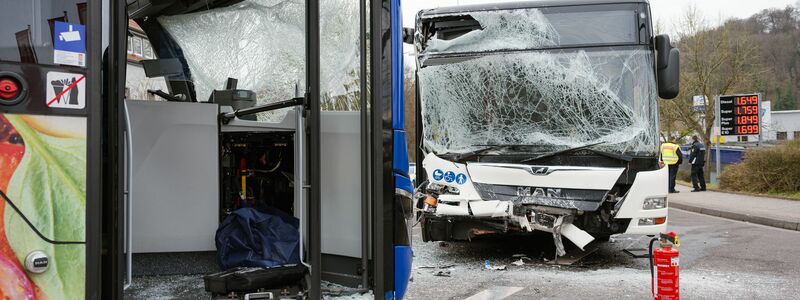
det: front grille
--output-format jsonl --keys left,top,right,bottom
{"left": 473, "top": 183, "right": 609, "bottom": 211}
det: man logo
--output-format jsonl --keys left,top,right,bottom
{"left": 531, "top": 167, "right": 549, "bottom": 175}
{"left": 519, "top": 187, "right": 562, "bottom": 200}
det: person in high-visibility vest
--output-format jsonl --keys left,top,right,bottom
{"left": 660, "top": 142, "right": 683, "bottom": 193}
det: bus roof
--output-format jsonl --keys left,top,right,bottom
{"left": 420, "top": 0, "right": 649, "bottom": 17}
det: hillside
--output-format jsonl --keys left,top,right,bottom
{"left": 720, "top": 5, "right": 800, "bottom": 110}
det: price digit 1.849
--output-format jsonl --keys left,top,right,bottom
{"left": 736, "top": 115, "right": 758, "bottom": 125}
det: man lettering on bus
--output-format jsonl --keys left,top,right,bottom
{"left": 660, "top": 141, "right": 683, "bottom": 193}
{"left": 689, "top": 135, "right": 706, "bottom": 192}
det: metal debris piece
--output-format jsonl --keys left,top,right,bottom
{"left": 552, "top": 216, "right": 566, "bottom": 258}
{"left": 547, "top": 246, "right": 599, "bottom": 266}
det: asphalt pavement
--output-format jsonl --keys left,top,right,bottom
{"left": 405, "top": 208, "right": 800, "bottom": 300}
{"left": 669, "top": 185, "right": 800, "bottom": 231}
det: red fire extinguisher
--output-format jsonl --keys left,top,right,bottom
{"left": 649, "top": 231, "right": 680, "bottom": 300}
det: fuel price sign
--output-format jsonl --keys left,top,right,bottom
{"left": 718, "top": 94, "right": 760, "bottom": 136}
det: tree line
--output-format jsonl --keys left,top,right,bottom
{"left": 659, "top": 4, "right": 800, "bottom": 176}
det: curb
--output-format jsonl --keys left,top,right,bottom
{"left": 676, "top": 182, "right": 800, "bottom": 201}
{"left": 670, "top": 202, "right": 800, "bottom": 231}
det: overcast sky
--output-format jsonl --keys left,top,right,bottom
{"left": 402, "top": 0, "right": 798, "bottom": 31}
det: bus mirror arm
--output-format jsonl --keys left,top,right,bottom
{"left": 219, "top": 96, "right": 306, "bottom": 124}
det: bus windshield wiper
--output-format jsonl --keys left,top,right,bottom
{"left": 586, "top": 148, "right": 633, "bottom": 162}
{"left": 521, "top": 142, "right": 603, "bottom": 163}
{"left": 453, "top": 144, "right": 505, "bottom": 161}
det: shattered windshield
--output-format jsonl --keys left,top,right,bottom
{"left": 417, "top": 7, "right": 658, "bottom": 157}
{"left": 418, "top": 6, "right": 641, "bottom": 55}
{"left": 156, "top": 0, "right": 361, "bottom": 122}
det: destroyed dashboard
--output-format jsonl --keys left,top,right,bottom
{"left": 128, "top": 0, "right": 363, "bottom": 122}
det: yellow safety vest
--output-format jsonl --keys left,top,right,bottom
{"left": 660, "top": 143, "right": 679, "bottom": 165}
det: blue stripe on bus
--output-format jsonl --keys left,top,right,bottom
{"left": 393, "top": 130, "right": 410, "bottom": 177}
{"left": 395, "top": 173, "right": 413, "bottom": 195}
{"left": 391, "top": 0, "right": 411, "bottom": 299}
{"left": 391, "top": 0, "right": 405, "bottom": 131}
{"left": 394, "top": 245, "right": 413, "bottom": 300}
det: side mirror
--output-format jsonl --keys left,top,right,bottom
{"left": 403, "top": 27, "right": 415, "bottom": 44}
{"left": 655, "top": 34, "right": 680, "bottom": 99}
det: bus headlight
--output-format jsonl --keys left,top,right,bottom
{"left": 638, "top": 217, "right": 666, "bottom": 226}
{"left": 642, "top": 197, "right": 667, "bottom": 210}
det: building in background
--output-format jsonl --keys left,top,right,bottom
{"left": 126, "top": 20, "right": 167, "bottom": 101}
{"left": 771, "top": 110, "right": 800, "bottom": 141}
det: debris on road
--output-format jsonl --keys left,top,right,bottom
{"left": 416, "top": 264, "right": 455, "bottom": 270}
{"left": 510, "top": 254, "right": 531, "bottom": 266}
{"left": 433, "top": 270, "right": 452, "bottom": 277}
{"left": 322, "top": 282, "right": 372, "bottom": 300}
{"left": 323, "top": 290, "right": 374, "bottom": 300}
{"left": 484, "top": 260, "right": 507, "bottom": 270}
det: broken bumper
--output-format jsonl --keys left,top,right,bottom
{"left": 419, "top": 154, "right": 669, "bottom": 245}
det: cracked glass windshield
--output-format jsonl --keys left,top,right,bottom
{"left": 417, "top": 5, "right": 659, "bottom": 157}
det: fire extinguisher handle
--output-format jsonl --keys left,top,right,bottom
{"left": 659, "top": 232, "right": 677, "bottom": 244}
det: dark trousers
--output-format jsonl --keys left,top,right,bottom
{"left": 668, "top": 164, "right": 679, "bottom": 192}
{"left": 691, "top": 164, "right": 706, "bottom": 190}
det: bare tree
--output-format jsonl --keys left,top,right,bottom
{"left": 662, "top": 6, "right": 764, "bottom": 178}
{"left": 655, "top": 19, "right": 691, "bottom": 143}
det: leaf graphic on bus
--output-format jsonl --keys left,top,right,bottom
{"left": 3, "top": 114, "right": 86, "bottom": 300}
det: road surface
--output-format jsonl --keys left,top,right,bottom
{"left": 405, "top": 208, "right": 800, "bottom": 299}
{"left": 125, "top": 208, "right": 800, "bottom": 299}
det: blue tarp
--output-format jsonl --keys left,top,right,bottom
{"left": 215, "top": 207, "right": 301, "bottom": 270}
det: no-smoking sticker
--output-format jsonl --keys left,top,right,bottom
{"left": 46, "top": 71, "right": 86, "bottom": 109}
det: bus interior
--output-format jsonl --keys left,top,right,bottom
{"left": 121, "top": 0, "right": 409, "bottom": 298}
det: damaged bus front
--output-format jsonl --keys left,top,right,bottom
{"left": 411, "top": 0, "right": 680, "bottom": 255}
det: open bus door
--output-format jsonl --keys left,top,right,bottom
{"left": 0, "top": 0, "right": 410, "bottom": 298}
{"left": 110, "top": 0, "right": 410, "bottom": 299}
